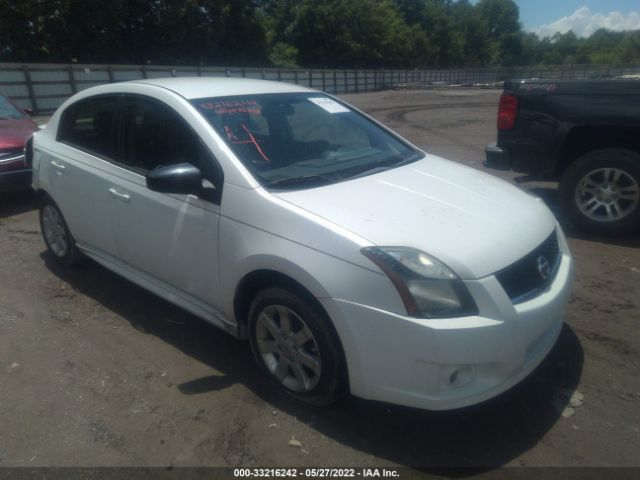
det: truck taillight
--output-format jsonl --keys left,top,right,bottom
{"left": 497, "top": 94, "right": 518, "bottom": 130}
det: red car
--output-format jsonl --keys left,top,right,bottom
{"left": 0, "top": 95, "right": 39, "bottom": 191}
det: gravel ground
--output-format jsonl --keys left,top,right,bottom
{"left": 1, "top": 89, "right": 639, "bottom": 473}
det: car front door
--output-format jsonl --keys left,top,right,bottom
{"left": 107, "top": 95, "right": 223, "bottom": 311}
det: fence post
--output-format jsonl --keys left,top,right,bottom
{"left": 107, "top": 66, "right": 115, "bottom": 83}
{"left": 67, "top": 65, "right": 77, "bottom": 94}
{"left": 354, "top": 69, "right": 359, "bottom": 93}
{"left": 241, "top": 68, "right": 246, "bottom": 78}
{"left": 294, "top": 70, "right": 298, "bottom": 84}
{"left": 308, "top": 69, "right": 312, "bottom": 88}
{"left": 141, "top": 66, "right": 147, "bottom": 79}
{"left": 322, "top": 69, "right": 326, "bottom": 92}
{"left": 344, "top": 70, "right": 347, "bottom": 93}
{"left": 277, "top": 69, "right": 282, "bottom": 82}
{"left": 22, "top": 66, "right": 38, "bottom": 113}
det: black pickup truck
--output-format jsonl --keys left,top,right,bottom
{"left": 485, "top": 79, "right": 640, "bottom": 235}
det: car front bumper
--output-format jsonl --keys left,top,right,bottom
{"left": 321, "top": 239, "right": 574, "bottom": 411}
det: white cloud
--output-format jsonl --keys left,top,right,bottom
{"left": 532, "top": 6, "right": 640, "bottom": 38}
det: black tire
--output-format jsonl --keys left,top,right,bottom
{"left": 248, "top": 287, "right": 346, "bottom": 406}
{"left": 560, "top": 148, "right": 640, "bottom": 235}
{"left": 39, "top": 195, "right": 82, "bottom": 266}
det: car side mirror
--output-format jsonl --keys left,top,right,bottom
{"left": 146, "top": 163, "right": 203, "bottom": 196}
{"left": 23, "top": 107, "right": 34, "bottom": 116}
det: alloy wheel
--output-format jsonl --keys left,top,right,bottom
{"left": 575, "top": 167, "right": 640, "bottom": 222}
{"left": 255, "top": 304, "right": 322, "bottom": 393}
{"left": 41, "top": 205, "right": 69, "bottom": 258}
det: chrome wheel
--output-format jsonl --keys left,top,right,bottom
{"left": 575, "top": 168, "right": 640, "bottom": 222}
{"left": 42, "top": 204, "right": 68, "bottom": 258}
{"left": 255, "top": 305, "right": 322, "bottom": 393}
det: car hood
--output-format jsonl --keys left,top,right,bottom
{"left": 273, "top": 155, "right": 557, "bottom": 279}
{"left": 0, "top": 118, "right": 38, "bottom": 150}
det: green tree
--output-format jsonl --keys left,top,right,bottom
{"left": 286, "top": 0, "right": 417, "bottom": 68}
{"left": 449, "top": 0, "right": 495, "bottom": 66}
{"left": 476, "top": 0, "right": 520, "bottom": 65}
{"left": 612, "top": 31, "right": 640, "bottom": 63}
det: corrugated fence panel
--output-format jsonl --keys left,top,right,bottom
{"left": 2, "top": 62, "right": 639, "bottom": 114}
{"left": 200, "top": 70, "right": 228, "bottom": 78}
{"left": 35, "top": 97, "right": 66, "bottom": 111}
{"left": 29, "top": 69, "right": 68, "bottom": 82}
{"left": 76, "top": 82, "right": 109, "bottom": 92}
{"left": 112, "top": 69, "right": 144, "bottom": 81}
{"left": 0, "top": 69, "right": 25, "bottom": 82}
{"left": 33, "top": 83, "right": 72, "bottom": 97}
{"left": 0, "top": 84, "right": 28, "bottom": 98}
{"left": 74, "top": 68, "right": 110, "bottom": 82}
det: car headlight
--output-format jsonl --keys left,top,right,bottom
{"left": 361, "top": 247, "right": 478, "bottom": 318}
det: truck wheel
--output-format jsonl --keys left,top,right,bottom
{"left": 560, "top": 148, "right": 640, "bottom": 235}
{"left": 248, "top": 287, "right": 346, "bottom": 406}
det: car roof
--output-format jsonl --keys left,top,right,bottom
{"left": 129, "top": 77, "right": 314, "bottom": 99}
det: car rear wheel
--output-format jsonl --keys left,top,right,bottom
{"left": 39, "top": 195, "right": 82, "bottom": 266}
{"left": 248, "top": 287, "right": 346, "bottom": 406}
{"left": 560, "top": 148, "right": 640, "bottom": 235}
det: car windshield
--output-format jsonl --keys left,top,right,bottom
{"left": 191, "top": 93, "right": 421, "bottom": 189}
{"left": 0, "top": 96, "right": 25, "bottom": 120}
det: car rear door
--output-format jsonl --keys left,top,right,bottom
{"left": 46, "top": 95, "right": 120, "bottom": 257}
{"left": 107, "top": 94, "right": 223, "bottom": 308}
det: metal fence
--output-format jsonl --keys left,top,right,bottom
{"left": 1, "top": 62, "right": 639, "bottom": 115}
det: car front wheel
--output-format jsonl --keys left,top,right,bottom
{"left": 560, "top": 148, "right": 640, "bottom": 235}
{"left": 248, "top": 287, "right": 345, "bottom": 406}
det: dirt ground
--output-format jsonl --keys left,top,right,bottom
{"left": 1, "top": 89, "right": 639, "bottom": 473}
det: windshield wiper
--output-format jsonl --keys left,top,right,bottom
{"left": 342, "top": 152, "right": 423, "bottom": 181}
{"left": 264, "top": 174, "right": 335, "bottom": 190}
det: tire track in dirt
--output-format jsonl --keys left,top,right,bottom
{"left": 363, "top": 101, "right": 496, "bottom": 116}
{"left": 366, "top": 102, "right": 497, "bottom": 150}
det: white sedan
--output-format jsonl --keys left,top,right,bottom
{"left": 30, "top": 78, "right": 574, "bottom": 410}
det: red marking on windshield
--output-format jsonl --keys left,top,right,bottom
{"left": 223, "top": 124, "right": 270, "bottom": 162}
{"left": 242, "top": 124, "right": 270, "bottom": 162}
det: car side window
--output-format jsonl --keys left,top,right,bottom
{"left": 121, "top": 97, "right": 201, "bottom": 173}
{"left": 58, "top": 96, "right": 117, "bottom": 158}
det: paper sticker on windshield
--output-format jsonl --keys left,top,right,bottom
{"left": 308, "top": 97, "right": 350, "bottom": 113}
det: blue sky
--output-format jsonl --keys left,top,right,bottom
{"left": 472, "top": 0, "right": 640, "bottom": 37}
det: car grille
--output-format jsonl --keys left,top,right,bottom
{"left": 495, "top": 230, "right": 561, "bottom": 304}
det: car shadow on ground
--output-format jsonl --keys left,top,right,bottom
{"left": 527, "top": 185, "right": 640, "bottom": 248}
{"left": 0, "top": 190, "right": 37, "bottom": 218}
{"left": 42, "top": 252, "right": 584, "bottom": 472}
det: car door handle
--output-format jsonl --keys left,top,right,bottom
{"left": 50, "top": 160, "right": 66, "bottom": 172}
{"left": 108, "top": 188, "right": 131, "bottom": 202}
